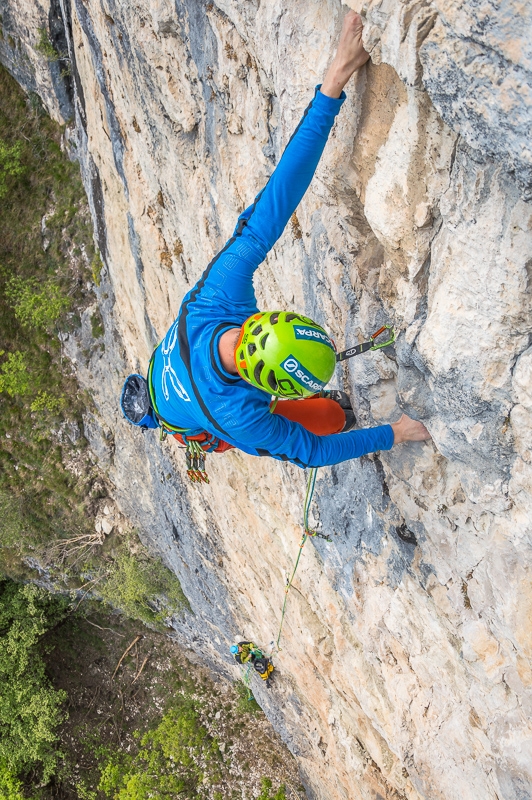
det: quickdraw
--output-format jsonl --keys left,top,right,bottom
{"left": 336, "top": 325, "right": 395, "bottom": 362}
{"left": 185, "top": 439, "right": 210, "bottom": 484}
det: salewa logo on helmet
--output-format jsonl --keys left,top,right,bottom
{"left": 294, "top": 326, "right": 334, "bottom": 349}
{"left": 281, "top": 355, "right": 325, "bottom": 393}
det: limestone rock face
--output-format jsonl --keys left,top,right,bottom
{"left": 2, "top": 1, "right": 532, "bottom": 798}
{"left": 349, "top": 0, "right": 532, "bottom": 200}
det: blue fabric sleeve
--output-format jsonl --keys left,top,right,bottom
{"left": 232, "top": 406, "right": 395, "bottom": 467}
{"left": 192, "top": 88, "right": 345, "bottom": 311}
{"left": 236, "top": 87, "right": 346, "bottom": 255}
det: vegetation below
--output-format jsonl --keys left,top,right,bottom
{"left": 0, "top": 580, "right": 302, "bottom": 799}
{"left": 85, "top": 531, "right": 189, "bottom": 630}
{"left": 0, "top": 581, "right": 69, "bottom": 797}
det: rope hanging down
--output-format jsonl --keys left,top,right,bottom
{"left": 274, "top": 467, "right": 330, "bottom": 651}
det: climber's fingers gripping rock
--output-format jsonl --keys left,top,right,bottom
{"left": 321, "top": 11, "right": 370, "bottom": 99}
{"left": 391, "top": 414, "right": 431, "bottom": 445}
{"left": 336, "top": 11, "right": 370, "bottom": 73}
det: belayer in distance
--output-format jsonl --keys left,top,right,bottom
{"left": 121, "top": 12, "right": 430, "bottom": 470}
{"left": 230, "top": 642, "right": 274, "bottom": 683}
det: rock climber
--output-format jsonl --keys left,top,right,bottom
{"left": 121, "top": 12, "right": 430, "bottom": 468}
{"left": 230, "top": 642, "right": 274, "bottom": 682}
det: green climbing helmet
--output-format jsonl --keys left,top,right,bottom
{"left": 234, "top": 311, "right": 337, "bottom": 398}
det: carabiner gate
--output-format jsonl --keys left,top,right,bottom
{"left": 370, "top": 325, "right": 395, "bottom": 351}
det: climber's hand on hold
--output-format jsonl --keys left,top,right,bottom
{"left": 321, "top": 11, "right": 370, "bottom": 99}
{"left": 391, "top": 414, "right": 431, "bottom": 445}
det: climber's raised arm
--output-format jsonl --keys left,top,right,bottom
{"left": 238, "top": 11, "right": 370, "bottom": 256}
{"left": 191, "top": 12, "right": 370, "bottom": 314}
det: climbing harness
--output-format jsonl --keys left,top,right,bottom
{"left": 335, "top": 325, "right": 395, "bottom": 362}
{"left": 146, "top": 346, "right": 234, "bottom": 484}
{"left": 274, "top": 466, "right": 330, "bottom": 652}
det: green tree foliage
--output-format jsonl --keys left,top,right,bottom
{"left": 95, "top": 674, "right": 288, "bottom": 800}
{"left": 29, "top": 390, "right": 66, "bottom": 414}
{"left": 97, "top": 701, "right": 288, "bottom": 800}
{"left": 0, "top": 139, "right": 25, "bottom": 199}
{"left": 5, "top": 276, "right": 70, "bottom": 331}
{"left": 98, "top": 540, "right": 188, "bottom": 627}
{"left": 0, "top": 351, "right": 31, "bottom": 397}
{"left": 0, "top": 581, "right": 68, "bottom": 784}
{"left": 98, "top": 697, "right": 221, "bottom": 799}
{"left": 0, "top": 764, "right": 26, "bottom": 800}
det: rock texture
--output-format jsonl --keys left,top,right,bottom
{"left": 2, "top": 1, "right": 532, "bottom": 798}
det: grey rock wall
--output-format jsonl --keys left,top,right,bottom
{"left": 358, "top": 0, "right": 532, "bottom": 199}
{"left": 2, "top": 1, "right": 532, "bottom": 799}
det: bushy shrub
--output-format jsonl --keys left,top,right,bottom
{"left": 35, "top": 28, "right": 60, "bottom": 62}
{"left": 0, "top": 139, "right": 24, "bottom": 199}
{"left": 0, "top": 581, "right": 68, "bottom": 783}
{"left": 98, "top": 697, "right": 219, "bottom": 799}
{"left": 0, "top": 351, "right": 31, "bottom": 397}
{"left": 257, "top": 777, "right": 287, "bottom": 800}
{"left": 29, "top": 390, "right": 66, "bottom": 413}
{"left": 98, "top": 540, "right": 188, "bottom": 627}
{"left": 5, "top": 276, "right": 70, "bottom": 331}
{"left": 0, "top": 763, "right": 26, "bottom": 800}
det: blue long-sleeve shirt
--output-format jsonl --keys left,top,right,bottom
{"left": 151, "top": 88, "right": 394, "bottom": 468}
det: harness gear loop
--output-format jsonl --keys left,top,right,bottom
{"left": 335, "top": 325, "right": 395, "bottom": 363}
{"left": 185, "top": 439, "right": 210, "bottom": 484}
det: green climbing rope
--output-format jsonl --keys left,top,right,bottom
{"left": 303, "top": 466, "right": 317, "bottom": 532}
{"left": 275, "top": 467, "right": 329, "bottom": 651}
